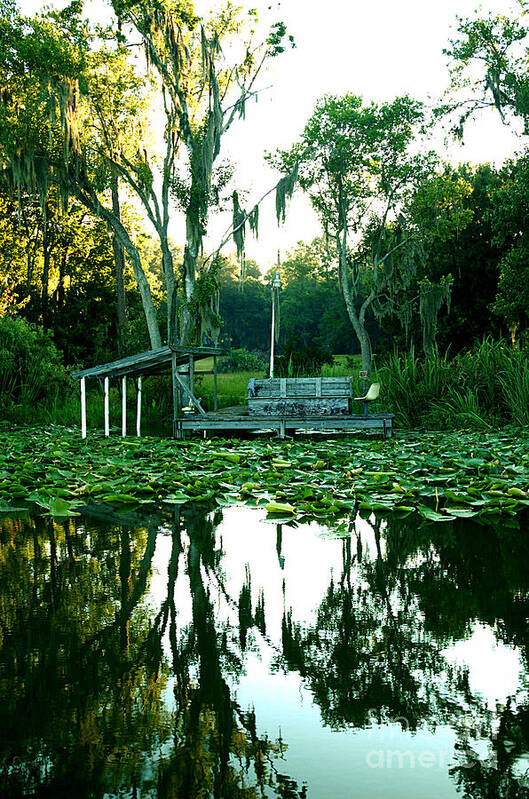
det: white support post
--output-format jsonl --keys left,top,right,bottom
{"left": 136, "top": 376, "right": 142, "bottom": 437}
{"left": 104, "top": 377, "right": 110, "bottom": 437}
{"left": 80, "top": 377, "right": 87, "bottom": 440}
{"left": 122, "top": 376, "right": 127, "bottom": 437}
{"left": 270, "top": 298, "right": 275, "bottom": 379}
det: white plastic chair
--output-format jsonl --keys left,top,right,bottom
{"left": 354, "top": 383, "right": 380, "bottom": 417}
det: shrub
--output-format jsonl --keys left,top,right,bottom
{"left": 217, "top": 348, "right": 266, "bottom": 373}
{"left": 0, "top": 317, "right": 72, "bottom": 420}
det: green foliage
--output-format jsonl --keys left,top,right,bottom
{"left": 380, "top": 345, "right": 453, "bottom": 427}
{"left": 186, "top": 261, "right": 222, "bottom": 345}
{"left": 499, "top": 354, "right": 529, "bottom": 426}
{"left": 195, "top": 368, "right": 261, "bottom": 410}
{"left": 418, "top": 276, "right": 452, "bottom": 358}
{"left": 380, "top": 338, "right": 529, "bottom": 429}
{"left": 1, "top": 426, "right": 529, "bottom": 522}
{"left": 217, "top": 348, "right": 265, "bottom": 373}
{"left": 0, "top": 316, "right": 72, "bottom": 419}
{"left": 274, "top": 93, "right": 427, "bottom": 236}
{"left": 408, "top": 164, "right": 506, "bottom": 351}
{"left": 0, "top": 187, "right": 156, "bottom": 365}
{"left": 271, "top": 92, "right": 442, "bottom": 369}
{"left": 488, "top": 154, "right": 529, "bottom": 338}
{"left": 372, "top": 167, "right": 476, "bottom": 354}
{"left": 443, "top": 9, "right": 529, "bottom": 134}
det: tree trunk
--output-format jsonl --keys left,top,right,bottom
{"left": 41, "top": 212, "right": 51, "bottom": 329}
{"left": 111, "top": 171, "right": 128, "bottom": 356}
{"left": 337, "top": 233, "right": 372, "bottom": 373}
{"left": 57, "top": 246, "right": 68, "bottom": 310}
{"left": 123, "top": 236, "right": 162, "bottom": 350}
{"left": 160, "top": 165, "right": 178, "bottom": 346}
{"left": 181, "top": 211, "right": 201, "bottom": 345}
{"left": 161, "top": 240, "right": 177, "bottom": 345}
{"left": 71, "top": 179, "right": 162, "bottom": 349}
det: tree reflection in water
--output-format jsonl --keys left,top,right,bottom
{"left": 277, "top": 513, "right": 529, "bottom": 797}
{"left": 2, "top": 506, "right": 529, "bottom": 797}
{"left": 0, "top": 509, "right": 306, "bottom": 798}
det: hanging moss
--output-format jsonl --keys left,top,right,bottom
{"left": 186, "top": 258, "right": 222, "bottom": 345}
{"left": 275, "top": 162, "right": 298, "bottom": 224}
{"left": 248, "top": 204, "right": 259, "bottom": 238}
{"left": 419, "top": 276, "right": 452, "bottom": 358}
{"left": 232, "top": 190, "right": 245, "bottom": 261}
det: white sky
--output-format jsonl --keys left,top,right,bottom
{"left": 210, "top": 0, "right": 524, "bottom": 268}
{"left": 22, "top": 0, "right": 525, "bottom": 268}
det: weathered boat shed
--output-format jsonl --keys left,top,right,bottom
{"left": 72, "top": 345, "right": 224, "bottom": 439}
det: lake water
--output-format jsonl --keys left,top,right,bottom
{"left": 1, "top": 505, "right": 529, "bottom": 798}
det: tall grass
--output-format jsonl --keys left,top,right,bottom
{"left": 380, "top": 345, "right": 454, "bottom": 427}
{"left": 380, "top": 339, "right": 529, "bottom": 429}
{"left": 321, "top": 354, "right": 362, "bottom": 377}
{"left": 499, "top": 357, "right": 529, "bottom": 426}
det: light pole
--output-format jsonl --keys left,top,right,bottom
{"left": 269, "top": 271, "right": 282, "bottom": 378}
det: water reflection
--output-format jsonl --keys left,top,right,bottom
{"left": 0, "top": 507, "right": 528, "bottom": 797}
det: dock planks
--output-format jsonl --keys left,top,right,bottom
{"left": 177, "top": 411, "right": 394, "bottom": 439}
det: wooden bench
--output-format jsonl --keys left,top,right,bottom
{"left": 247, "top": 377, "right": 353, "bottom": 416}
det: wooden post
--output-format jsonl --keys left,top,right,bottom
{"left": 104, "top": 377, "right": 109, "bottom": 437}
{"left": 80, "top": 377, "right": 86, "bottom": 439}
{"left": 121, "top": 376, "right": 127, "bottom": 437}
{"left": 172, "top": 353, "right": 178, "bottom": 438}
{"left": 189, "top": 355, "right": 195, "bottom": 404}
{"left": 136, "top": 376, "right": 142, "bottom": 437}
{"left": 213, "top": 355, "right": 218, "bottom": 412}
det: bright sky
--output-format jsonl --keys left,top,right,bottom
{"left": 209, "top": 0, "right": 524, "bottom": 268}
{"left": 21, "top": 0, "right": 525, "bottom": 268}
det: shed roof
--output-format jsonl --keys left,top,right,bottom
{"left": 72, "top": 345, "right": 224, "bottom": 380}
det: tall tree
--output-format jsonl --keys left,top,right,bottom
{"left": 273, "top": 94, "right": 437, "bottom": 370}
{"left": 443, "top": 8, "right": 529, "bottom": 344}
{"left": 0, "top": 1, "right": 293, "bottom": 352}
{"left": 0, "top": 7, "right": 164, "bottom": 347}
{"left": 109, "top": 0, "right": 294, "bottom": 343}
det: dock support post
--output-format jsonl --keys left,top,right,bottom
{"left": 189, "top": 355, "right": 195, "bottom": 404}
{"left": 172, "top": 353, "right": 179, "bottom": 438}
{"left": 136, "top": 376, "right": 142, "bottom": 437}
{"left": 213, "top": 355, "right": 218, "bottom": 412}
{"left": 80, "top": 377, "right": 86, "bottom": 439}
{"left": 121, "top": 376, "right": 127, "bottom": 437}
{"left": 104, "top": 377, "right": 109, "bottom": 437}
{"left": 279, "top": 419, "right": 286, "bottom": 438}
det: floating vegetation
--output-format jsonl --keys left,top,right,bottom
{"left": 0, "top": 427, "right": 528, "bottom": 523}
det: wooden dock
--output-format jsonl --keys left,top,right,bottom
{"left": 72, "top": 347, "right": 394, "bottom": 441}
{"left": 176, "top": 407, "right": 394, "bottom": 439}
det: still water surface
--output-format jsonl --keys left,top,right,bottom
{"left": 1, "top": 505, "right": 529, "bottom": 797}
